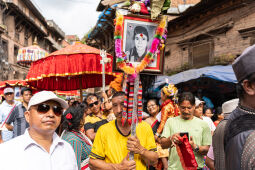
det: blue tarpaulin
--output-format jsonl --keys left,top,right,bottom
{"left": 154, "top": 65, "right": 237, "bottom": 89}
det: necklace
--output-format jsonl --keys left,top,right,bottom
{"left": 238, "top": 104, "right": 255, "bottom": 115}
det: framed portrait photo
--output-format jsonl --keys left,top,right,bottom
{"left": 114, "top": 14, "right": 165, "bottom": 74}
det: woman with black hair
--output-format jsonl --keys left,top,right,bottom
{"left": 145, "top": 99, "right": 168, "bottom": 170}
{"left": 127, "top": 25, "right": 149, "bottom": 62}
{"left": 60, "top": 105, "right": 92, "bottom": 170}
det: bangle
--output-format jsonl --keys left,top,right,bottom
{"left": 155, "top": 132, "right": 160, "bottom": 137}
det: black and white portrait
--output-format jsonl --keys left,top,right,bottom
{"left": 123, "top": 18, "right": 158, "bottom": 67}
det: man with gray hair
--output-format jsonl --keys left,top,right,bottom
{"left": 224, "top": 44, "right": 255, "bottom": 170}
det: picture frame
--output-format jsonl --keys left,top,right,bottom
{"left": 113, "top": 14, "right": 165, "bottom": 74}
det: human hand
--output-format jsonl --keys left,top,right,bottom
{"left": 127, "top": 136, "right": 146, "bottom": 155}
{"left": 189, "top": 136, "right": 196, "bottom": 149}
{"left": 171, "top": 133, "right": 182, "bottom": 145}
{"left": 154, "top": 134, "right": 158, "bottom": 142}
{"left": 119, "top": 153, "right": 136, "bottom": 170}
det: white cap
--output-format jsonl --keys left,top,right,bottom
{"left": 28, "top": 91, "right": 68, "bottom": 110}
{"left": 222, "top": 98, "right": 239, "bottom": 114}
{"left": 4, "top": 87, "right": 14, "bottom": 94}
{"left": 195, "top": 98, "right": 205, "bottom": 107}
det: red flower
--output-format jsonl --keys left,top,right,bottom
{"left": 66, "top": 113, "right": 73, "bottom": 120}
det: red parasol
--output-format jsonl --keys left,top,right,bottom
{"left": 0, "top": 80, "right": 28, "bottom": 96}
{"left": 0, "top": 80, "right": 27, "bottom": 89}
{"left": 55, "top": 90, "right": 79, "bottom": 96}
{"left": 26, "top": 42, "right": 115, "bottom": 100}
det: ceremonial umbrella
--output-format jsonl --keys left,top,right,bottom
{"left": 26, "top": 42, "right": 115, "bottom": 101}
{"left": 55, "top": 90, "right": 79, "bottom": 97}
{"left": 0, "top": 80, "right": 29, "bottom": 100}
{"left": 17, "top": 39, "right": 48, "bottom": 66}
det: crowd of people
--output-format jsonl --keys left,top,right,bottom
{"left": 0, "top": 44, "right": 255, "bottom": 170}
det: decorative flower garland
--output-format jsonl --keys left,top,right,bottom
{"left": 114, "top": 12, "right": 167, "bottom": 76}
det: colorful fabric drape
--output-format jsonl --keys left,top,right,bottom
{"left": 157, "top": 99, "right": 180, "bottom": 135}
{"left": 176, "top": 135, "right": 198, "bottom": 170}
{"left": 122, "top": 80, "right": 142, "bottom": 126}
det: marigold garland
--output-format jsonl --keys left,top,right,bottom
{"left": 114, "top": 12, "right": 167, "bottom": 75}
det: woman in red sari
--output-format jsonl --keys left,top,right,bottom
{"left": 155, "top": 84, "right": 180, "bottom": 141}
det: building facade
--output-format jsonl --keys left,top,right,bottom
{"left": 164, "top": 0, "right": 255, "bottom": 74}
{"left": 0, "top": 0, "right": 65, "bottom": 81}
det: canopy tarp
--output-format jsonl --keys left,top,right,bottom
{"left": 155, "top": 65, "right": 237, "bottom": 88}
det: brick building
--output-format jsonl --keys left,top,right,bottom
{"left": 0, "top": 0, "right": 65, "bottom": 81}
{"left": 164, "top": 0, "right": 255, "bottom": 74}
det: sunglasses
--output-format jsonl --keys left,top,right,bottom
{"left": 5, "top": 92, "right": 14, "bottom": 96}
{"left": 36, "top": 103, "right": 63, "bottom": 116}
{"left": 89, "top": 101, "right": 99, "bottom": 108}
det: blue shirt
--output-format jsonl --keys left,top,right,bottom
{"left": 0, "top": 100, "right": 20, "bottom": 142}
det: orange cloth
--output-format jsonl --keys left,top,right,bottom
{"left": 157, "top": 99, "right": 180, "bottom": 135}
{"left": 109, "top": 74, "right": 123, "bottom": 92}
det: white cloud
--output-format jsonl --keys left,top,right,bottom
{"left": 31, "top": 0, "right": 101, "bottom": 38}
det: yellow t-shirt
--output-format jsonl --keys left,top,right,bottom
{"left": 90, "top": 120, "right": 157, "bottom": 170}
{"left": 84, "top": 114, "right": 107, "bottom": 132}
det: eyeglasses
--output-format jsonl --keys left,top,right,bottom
{"left": 36, "top": 103, "right": 63, "bottom": 116}
{"left": 5, "top": 92, "right": 14, "bottom": 96}
{"left": 88, "top": 101, "right": 99, "bottom": 108}
{"left": 147, "top": 104, "right": 156, "bottom": 109}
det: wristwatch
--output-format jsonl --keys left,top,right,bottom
{"left": 193, "top": 145, "right": 199, "bottom": 153}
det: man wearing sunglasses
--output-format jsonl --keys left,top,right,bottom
{"left": 0, "top": 88, "right": 21, "bottom": 143}
{"left": 84, "top": 93, "right": 108, "bottom": 141}
{"left": 0, "top": 91, "right": 78, "bottom": 170}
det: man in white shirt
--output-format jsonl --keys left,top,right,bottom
{"left": 194, "top": 98, "right": 216, "bottom": 133}
{"left": 0, "top": 91, "right": 78, "bottom": 170}
{"left": 0, "top": 88, "right": 21, "bottom": 142}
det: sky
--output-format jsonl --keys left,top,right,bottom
{"left": 31, "top": 0, "right": 101, "bottom": 39}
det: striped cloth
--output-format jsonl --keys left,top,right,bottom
{"left": 241, "top": 130, "right": 255, "bottom": 169}
{"left": 122, "top": 80, "right": 143, "bottom": 125}
{"left": 62, "top": 131, "right": 92, "bottom": 170}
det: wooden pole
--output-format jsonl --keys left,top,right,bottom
{"left": 100, "top": 49, "right": 106, "bottom": 92}
{"left": 129, "top": 74, "right": 140, "bottom": 160}
{"left": 79, "top": 76, "right": 83, "bottom": 102}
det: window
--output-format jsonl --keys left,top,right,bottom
{"left": 15, "top": 32, "right": 20, "bottom": 41}
{"left": 24, "top": 28, "right": 28, "bottom": 46}
{"left": 190, "top": 42, "right": 212, "bottom": 68}
{"left": 14, "top": 45, "right": 19, "bottom": 64}
{"left": 14, "top": 71, "right": 19, "bottom": 79}
{"left": 1, "top": 39, "right": 8, "bottom": 62}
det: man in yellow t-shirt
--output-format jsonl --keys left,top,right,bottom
{"left": 84, "top": 94, "right": 108, "bottom": 141}
{"left": 89, "top": 92, "right": 158, "bottom": 170}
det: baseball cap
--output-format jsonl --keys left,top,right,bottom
{"left": 222, "top": 98, "right": 239, "bottom": 114}
{"left": 4, "top": 88, "right": 14, "bottom": 94}
{"left": 195, "top": 98, "right": 205, "bottom": 107}
{"left": 28, "top": 91, "right": 68, "bottom": 110}
{"left": 232, "top": 44, "right": 255, "bottom": 82}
